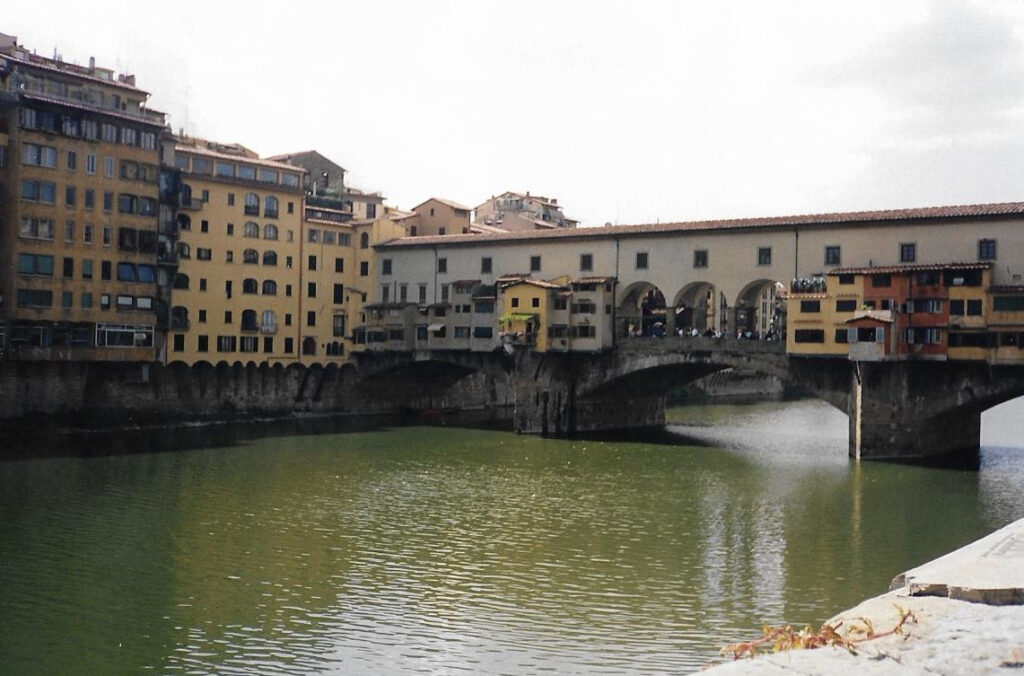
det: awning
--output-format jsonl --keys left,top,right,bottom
{"left": 428, "top": 323, "right": 445, "bottom": 332}
{"left": 501, "top": 312, "right": 539, "bottom": 323}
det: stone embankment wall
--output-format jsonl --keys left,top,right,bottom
{"left": 0, "top": 360, "right": 510, "bottom": 430}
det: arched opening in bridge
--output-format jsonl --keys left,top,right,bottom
{"left": 617, "top": 282, "right": 668, "bottom": 337}
{"left": 672, "top": 282, "right": 719, "bottom": 334}
{"left": 734, "top": 279, "right": 785, "bottom": 339}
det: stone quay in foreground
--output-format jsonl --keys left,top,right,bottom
{"left": 705, "top": 517, "right": 1024, "bottom": 674}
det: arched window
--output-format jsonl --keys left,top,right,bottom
{"left": 244, "top": 193, "right": 259, "bottom": 216}
{"left": 265, "top": 196, "right": 279, "bottom": 218}
{"left": 242, "top": 278, "right": 258, "bottom": 294}
{"left": 172, "top": 273, "right": 189, "bottom": 290}
{"left": 177, "top": 214, "right": 191, "bottom": 231}
{"left": 171, "top": 306, "right": 189, "bottom": 329}
{"left": 244, "top": 221, "right": 260, "bottom": 238}
{"left": 302, "top": 336, "right": 317, "bottom": 355}
{"left": 243, "top": 249, "right": 258, "bottom": 264}
{"left": 241, "top": 309, "right": 258, "bottom": 331}
{"left": 262, "top": 251, "right": 278, "bottom": 266}
{"left": 360, "top": 232, "right": 370, "bottom": 249}
{"left": 177, "top": 242, "right": 191, "bottom": 259}
{"left": 261, "top": 310, "right": 277, "bottom": 331}
{"left": 264, "top": 224, "right": 278, "bottom": 240}
{"left": 262, "top": 280, "right": 277, "bottom": 295}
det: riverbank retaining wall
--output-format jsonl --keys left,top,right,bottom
{"left": 0, "top": 360, "right": 511, "bottom": 430}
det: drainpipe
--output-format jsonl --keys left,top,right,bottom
{"left": 613, "top": 236, "right": 620, "bottom": 346}
{"left": 793, "top": 227, "right": 800, "bottom": 280}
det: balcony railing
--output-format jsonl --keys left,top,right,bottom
{"left": 260, "top": 324, "right": 278, "bottom": 334}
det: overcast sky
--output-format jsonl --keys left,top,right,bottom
{"left": 6, "top": 1, "right": 1024, "bottom": 225}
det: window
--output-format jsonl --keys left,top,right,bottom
{"left": 419, "top": 284, "right": 427, "bottom": 304}
{"left": 82, "top": 292, "right": 93, "bottom": 309}
{"left": 173, "top": 273, "right": 189, "bottom": 290}
{"left": 511, "top": 297, "right": 520, "bottom": 308}
{"left": 83, "top": 260, "right": 94, "bottom": 279}
{"left": 16, "top": 289, "right": 53, "bottom": 308}
{"left": 822, "top": 245, "right": 842, "bottom": 266}
{"left": 382, "top": 259, "right": 392, "bottom": 275}
{"left": 199, "top": 278, "right": 207, "bottom": 291}
{"left": 63, "top": 257, "right": 74, "bottom": 278}
{"left": 262, "top": 280, "right": 277, "bottom": 295}
{"left": 215, "top": 161, "right": 234, "bottom": 178}
{"left": 21, "top": 180, "right": 57, "bottom": 203}
{"left": 308, "top": 282, "right": 317, "bottom": 298}
{"left": 263, "top": 251, "right": 277, "bottom": 266}
{"left": 323, "top": 231, "right": 336, "bottom": 245}
{"left": 580, "top": 253, "right": 593, "bottom": 272}
{"left": 244, "top": 193, "right": 259, "bottom": 216}
{"left": 197, "top": 248, "right": 212, "bottom": 261}
{"left": 307, "top": 311, "right": 316, "bottom": 327}
{"left": 360, "top": 232, "right": 369, "bottom": 249}
{"left": 258, "top": 168, "right": 278, "bottom": 184}
{"left": 118, "top": 194, "right": 137, "bottom": 214}
{"left": 335, "top": 258, "right": 344, "bottom": 273}
{"left": 243, "top": 278, "right": 258, "bottom": 294}
{"left": 217, "top": 336, "right": 237, "bottom": 353}
{"left": 227, "top": 223, "right": 234, "bottom": 236}
{"left": 85, "top": 189, "right": 95, "bottom": 209}
{"left": 308, "top": 255, "right": 318, "bottom": 271}
{"left": 22, "top": 143, "right": 58, "bottom": 167}
{"left": 241, "top": 310, "right": 259, "bottom": 332}
{"left": 309, "top": 229, "right": 321, "bottom": 243}
{"left": 19, "top": 216, "right": 55, "bottom": 240}
{"left": 871, "top": 274, "right": 892, "bottom": 288}
{"left": 979, "top": 239, "right": 997, "bottom": 261}
{"left": 753, "top": 247, "right": 771, "bottom": 266}
{"left": 835, "top": 299, "right": 857, "bottom": 312}
{"left": 104, "top": 157, "right": 116, "bottom": 178}
{"left": 800, "top": 300, "right": 821, "bottom": 313}
{"left": 244, "top": 221, "right": 260, "bottom": 238}
{"left": 18, "top": 254, "right": 54, "bottom": 276}
{"left": 530, "top": 255, "right": 542, "bottom": 272}
{"left": 481, "top": 257, "right": 492, "bottom": 274}
{"left": 198, "top": 335, "right": 209, "bottom": 352}
{"left": 994, "top": 296, "right": 1024, "bottom": 312}
{"left": 693, "top": 249, "right": 708, "bottom": 268}
{"left": 967, "top": 299, "right": 983, "bottom": 316}
{"left": 104, "top": 191, "right": 113, "bottom": 212}
{"left": 200, "top": 219, "right": 209, "bottom": 233}
{"left": 86, "top": 154, "right": 97, "bottom": 175}
{"left": 64, "top": 220, "right": 75, "bottom": 242}
{"left": 173, "top": 334, "right": 185, "bottom": 352}
{"left": 102, "top": 226, "right": 112, "bottom": 246}
{"left": 226, "top": 251, "right": 234, "bottom": 263}
{"left": 117, "top": 262, "right": 137, "bottom": 282}
{"left": 900, "top": 242, "right": 916, "bottom": 263}
{"left": 635, "top": 252, "right": 648, "bottom": 269}
{"left": 237, "top": 165, "right": 256, "bottom": 181}
{"left": 65, "top": 186, "right": 76, "bottom": 206}
{"left": 264, "top": 224, "right": 278, "bottom": 240}
{"left": 794, "top": 329, "right": 825, "bottom": 343}
{"left": 437, "top": 257, "right": 447, "bottom": 274}
{"left": 265, "top": 196, "right": 279, "bottom": 218}
{"left": 101, "top": 124, "right": 118, "bottom": 142}
{"left": 243, "top": 249, "right": 258, "bottom": 264}
{"left": 334, "top": 283, "right": 345, "bottom": 304}
{"left": 224, "top": 311, "right": 233, "bottom": 324}
{"left": 66, "top": 151, "right": 76, "bottom": 170}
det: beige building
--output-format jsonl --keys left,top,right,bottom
{"left": 375, "top": 202, "right": 1024, "bottom": 355}
{"left": 0, "top": 33, "right": 170, "bottom": 361}
{"left": 167, "top": 140, "right": 306, "bottom": 365}
{"left": 475, "top": 191, "right": 578, "bottom": 231}
{"left": 398, "top": 197, "right": 472, "bottom": 237}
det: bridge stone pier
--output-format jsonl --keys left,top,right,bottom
{"left": 354, "top": 339, "right": 1024, "bottom": 466}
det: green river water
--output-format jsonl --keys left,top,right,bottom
{"left": 1, "top": 398, "right": 1023, "bottom": 674}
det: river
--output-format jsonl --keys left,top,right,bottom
{"left": 1, "top": 398, "right": 1023, "bottom": 674}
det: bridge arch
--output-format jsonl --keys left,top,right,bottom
{"left": 617, "top": 281, "right": 668, "bottom": 337}
{"left": 672, "top": 281, "right": 719, "bottom": 334}
{"left": 733, "top": 279, "right": 785, "bottom": 339}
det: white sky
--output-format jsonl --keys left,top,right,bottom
{"left": 6, "top": 1, "right": 1024, "bottom": 225}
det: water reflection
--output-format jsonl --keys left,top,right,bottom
{"left": 0, "top": 400, "right": 1022, "bottom": 674}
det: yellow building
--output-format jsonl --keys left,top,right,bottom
{"left": 168, "top": 140, "right": 306, "bottom": 365}
{"left": 401, "top": 197, "right": 472, "bottom": 237}
{"left": 0, "top": 33, "right": 170, "bottom": 361}
{"left": 498, "top": 277, "right": 569, "bottom": 352}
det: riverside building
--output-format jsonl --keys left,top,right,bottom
{"left": 168, "top": 139, "right": 306, "bottom": 365}
{"left": 0, "top": 33, "right": 172, "bottom": 361}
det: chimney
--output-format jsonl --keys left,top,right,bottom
{"left": 89, "top": 56, "right": 95, "bottom": 70}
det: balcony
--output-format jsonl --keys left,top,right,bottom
{"left": 260, "top": 324, "right": 278, "bottom": 334}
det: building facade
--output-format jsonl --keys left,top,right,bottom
{"left": 167, "top": 140, "right": 306, "bottom": 365}
{"left": 0, "top": 33, "right": 170, "bottom": 361}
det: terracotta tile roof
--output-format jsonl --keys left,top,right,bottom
{"left": 378, "top": 201, "right": 1024, "bottom": 249}
{"left": 414, "top": 197, "right": 473, "bottom": 212}
{"left": 830, "top": 262, "right": 992, "bottom": 275}
{"left": 501, "top": 278, "right": 567, "bottom": 290}
{"left": 574, "top": 276, "right": 617, "bottom": 284}
{"left": 175, "top": 145, "right": 308, "bottom": 173}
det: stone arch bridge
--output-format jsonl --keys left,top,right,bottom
{"left": 353, "top": 338, "right": 1024, "bottom": 465}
